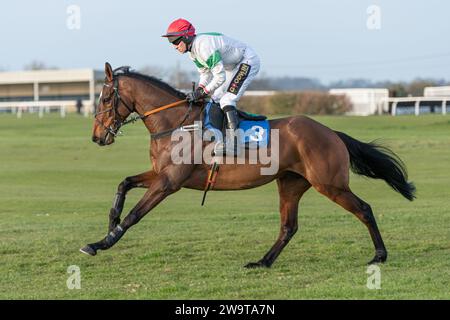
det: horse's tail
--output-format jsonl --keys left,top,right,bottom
{"left": 335, "top": 131, "right": 416, "bottom": 201}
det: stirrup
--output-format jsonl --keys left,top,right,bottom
{"left": 213, "top": 140, "right": 241, "bottom": 156}
{"left": 213, "top": 141, "right": 226, "bottom": 155}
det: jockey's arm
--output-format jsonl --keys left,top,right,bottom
{"left": 203, "top": 61, "right": 225, "bottom": 95}
{"left": 197, "top": 67, "right": 213, "bottom": 90}
{"left": 193, "top": 45, "right": 226, "bottom": 95}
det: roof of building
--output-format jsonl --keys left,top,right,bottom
{"left": 0, "top": 69, "right": 104, "bottom": 84}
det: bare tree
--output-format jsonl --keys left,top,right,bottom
{"left": 168, "top": 63, "right": 197, "bottom": 91}
{"left": 407, "top": 78, "right": 445, "bottom": 97}
{"left": 138, "top": 65, "right": 168, "bottom": 80}
{"left": 23, "top": 60, "right": 58, "bottom": 71}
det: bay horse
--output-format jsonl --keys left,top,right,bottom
{"left": 81, "top": 62, "right": 416, "bottom": 267}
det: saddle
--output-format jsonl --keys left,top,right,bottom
{"left": 203, "top": 102, "right": 269, "bottom": 149}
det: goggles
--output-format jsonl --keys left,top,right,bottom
{"left": 168, "top": 36, "right": 183, "bottom": 45}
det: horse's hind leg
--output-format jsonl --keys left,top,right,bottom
{"left": 314, "top": 184, "right": 387, "bottom": 264}
{"left": 109, "top": 170, "right": 157, "bottom": 232}
{"left": 245, "top": 172, "right": 311, "bottom": 268}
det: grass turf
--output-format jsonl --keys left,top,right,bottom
{"left": 0, "top": 113, "right": 449, "bottom": 299}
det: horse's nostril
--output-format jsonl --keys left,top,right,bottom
{"left": 92, "top": 136, "right": 99, "bottom": 143}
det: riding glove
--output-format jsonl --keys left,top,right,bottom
{"left": 187, "top": 87, "right": 207, "bottom": 103}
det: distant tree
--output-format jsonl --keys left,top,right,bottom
{"left": 248, "top": 74, "right": 274, "bottom": 90}
{"left": 385, "top": 82, "right": 408, "bottom": 97}
{"left": 406, "top": 78, "right": 446, "bottom": 96}
{"left": 23, "top": 60, "right": 58, "bottom": 71}
{"left": 139, "top": 64, "right": 197, "bottom": 91}
{"left": 377, "top": 79, "right": 447, "bottom": 97}
{"left": 138, "top": 65, "right": 167, "bottom": 80}
{"left": 327, "top": 78, "right": 450, "bottom": 97}
{"left": 168, "top": 65, "right": 196, "bottom": 91}
{"left": 329, "top": 78, "right": 378, "bottom": 89}
{"left": 273, "top": 76, "right": 324, "bottom": 91}
{"left": 241, "top": 91, "right": 352, "bottom": 115}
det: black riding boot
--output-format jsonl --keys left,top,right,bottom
{"left": 223, "top": 105, "right": 239, "bottom": 130}
{"left": 214, "top": 105, "right": 240, "bottom": 156}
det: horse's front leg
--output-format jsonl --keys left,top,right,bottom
{"left": 109, "top": 170, "right": 157, "bottom": 232}
{"left": 81, "top": 165, "right": 193, "bottom": 256}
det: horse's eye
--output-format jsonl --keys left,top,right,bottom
{"left": 103, "top": 96, "right": 112, "bottom": 103}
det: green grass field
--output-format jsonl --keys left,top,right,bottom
{"left": 1, "top": 113, "right": 449, "bottom": 299}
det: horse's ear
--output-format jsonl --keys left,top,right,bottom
{"left": 105, "top": 62, "right": 113, "bottom": 81}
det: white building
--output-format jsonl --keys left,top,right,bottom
{"left": 424, "top": 86, "right": 450, "bottom": 97}
{"left": 329, "top": 88, "right": 389, "bottom": 116}
{"left": 0, "top": 69, "right": 104, "bottom": 116}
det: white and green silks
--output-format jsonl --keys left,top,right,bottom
{"left": 188, "top": 33, "right": 260, "bottom": 109}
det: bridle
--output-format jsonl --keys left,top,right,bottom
{"left": 94, "top": 76, "right": 135, "bottom": 138}
{"left": 94, "top": 72, "right": 198, "bottom": 140}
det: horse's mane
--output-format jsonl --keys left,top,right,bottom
{"left": 113, "top": 66, "right": 187, "bottom": 100}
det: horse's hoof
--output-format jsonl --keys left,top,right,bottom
{"left": 367, "top": 253, "right": 387, "bottom": 265}
{"left": 80, "top": 245, "right": 97, "bottom": 256}
{"left": 244, "top": 261, "right": 270, "bottom": 269}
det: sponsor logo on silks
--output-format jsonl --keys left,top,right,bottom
{"left": 227, "top": 63, "right": 251, "bottom": 95}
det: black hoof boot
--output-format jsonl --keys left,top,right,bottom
{"left": 367, "top": 250, "right": 387, "bottom": 265}
{"left": 108, "top": 218, "right": 121, "bottom": 233}
{"left": 108, "top": 208, "right": 121, "bottom": 233}
{"left": 244, "top": 260, "right": 270, "bottom": 269}
{"left": 80, "top": 244, "right": 97, "bottom": 256}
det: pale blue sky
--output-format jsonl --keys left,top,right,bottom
{"left": 0, "top": 0, "right": 449, "bottom": 83}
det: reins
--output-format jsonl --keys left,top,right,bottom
{"left": 120, "top": 98, "right": 198, "bottom": 140}
{"left": 143, "top": 100, "right": 187, "bottom": 117}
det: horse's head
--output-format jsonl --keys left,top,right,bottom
{"left": 92, "top": 62, "right": 134, "bottom": 146}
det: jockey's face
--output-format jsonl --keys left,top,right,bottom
{"left": 173, "top": 40, "right": 187, "bottom": 54}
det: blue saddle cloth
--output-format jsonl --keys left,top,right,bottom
{"left": 203, "top": 102, "right": 270, "bottom": 149}
{"left": 238, "top": 120, "right": 270, "bottom": 148}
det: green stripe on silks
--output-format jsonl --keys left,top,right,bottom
{"left": 206, "top": 50, "right": 222, "bottom": 69}
{"left": 198, "top": 32, "right": 223, "bottom": 36}
{"left": 193, "top": 59, "right": 205, "bottom": 68}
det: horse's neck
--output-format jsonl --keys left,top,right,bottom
{"left": 132, "top": 81, "right": 201, "bottom": 134}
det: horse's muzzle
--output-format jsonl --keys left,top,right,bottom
{"left": 92, "top": 135, "right": 105, "bottom": 146}
{"left": 92, "top": 134, "right": 114, "bottom": 146}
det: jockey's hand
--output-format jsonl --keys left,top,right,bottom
{"left": 187, "top": 87, "right": 207, "bottom": 103}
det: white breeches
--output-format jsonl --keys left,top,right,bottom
{"left": 210, "top": 48, "right": 260, "bottom": 109}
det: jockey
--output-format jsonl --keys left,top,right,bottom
{"left": 162, "top": 18, "right": 260, "bottom": 154}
